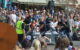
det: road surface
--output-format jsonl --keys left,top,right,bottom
{"left": 16, "top": 41, "right": 80, "bottom": 50}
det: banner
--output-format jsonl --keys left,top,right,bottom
{"left": 4, "top": 0, "right": 12, "bottom": 8}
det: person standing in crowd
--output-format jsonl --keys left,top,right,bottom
{"left": 76, "top": 16, "right": 80, "bottom": 29}
{"left": 61, "top": 17, "right": 71, "bottom": 39}
{"left": 39, "top": 16, "right": 46, "bottom": 34}
{"left": 9, "top": 10, "right": 17, "bottom": 27}
{"left": 7, "top": 11, "right": 13, "bottom": 24}
{"left": 49, "top": 18, "right": 58, "bottom": 31}
{"left": 0, "top": 9, "right": 7, "bottom": 23}
{"left": 25, "top": 10, "right": 29, "bottom": 18}
{"left": 21, "top": 35, "right": 32, "bottom": 50}
{"left": 49, "top": 18, "right": 59, "bottom": 43}
{"left": 16, "top": 17, "right": 25, "bottom": 47}
{"left": 30, "top": 20, "right": 37, "bottom": 30}
{"left": 24, "top": 12, "right": 34, "bottom": 43}
{"left": 54, "top": 36, "right": 75, "bottom": 50}
{"left": 72, "top": 15, "right": 80, "bottom": 40}
{"left": 46, "top": 13, "right": 52, "bottom": 31}
{"left": 24, "top": 12, "right": 34, "bottom": 33}
{"left": 33, "top": 11, "right": 41, "bottom": 21}
{"left": 13, "top": 6, "right": 18, "bottom": 10}
{"left": 68, "top": 13, "right": 75, "bottom": 38}
{"left": 57, "top": 16, "right": 71, "bottom": 38}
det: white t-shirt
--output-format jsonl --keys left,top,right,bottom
{"left": 49, "top": 21, "right": 58, "bottom": 29}
{"left": 10, "top": 14, "right": 17, "bottom": 23}
{"left": 69, "top": 19, "right": 74, "bottom": 27}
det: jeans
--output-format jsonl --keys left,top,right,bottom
{"left": 18, "top": 34, "right": 23, "bottom": 44}
{"left": 50, "top": 28, "right": 59, "bottom": 44}
{"left": 60, "top": 30, "right": 72, "bottom": 41}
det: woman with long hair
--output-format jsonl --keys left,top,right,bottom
{"left": 55, "top": 36, "right": 70, "bottom": 50}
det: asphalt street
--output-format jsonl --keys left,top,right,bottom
{"left": 16, "top": 41, "right": 80, "bottom": 50}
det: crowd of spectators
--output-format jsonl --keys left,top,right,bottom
{"left": 0, "top": 7, "right": 80, "bottom": 50}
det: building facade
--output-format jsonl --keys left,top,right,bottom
{"left": 12, "top": 0, "right": 80, "bottom": 10}
{"left": 12, "top": 0, "right": 48, "bottom": 5}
